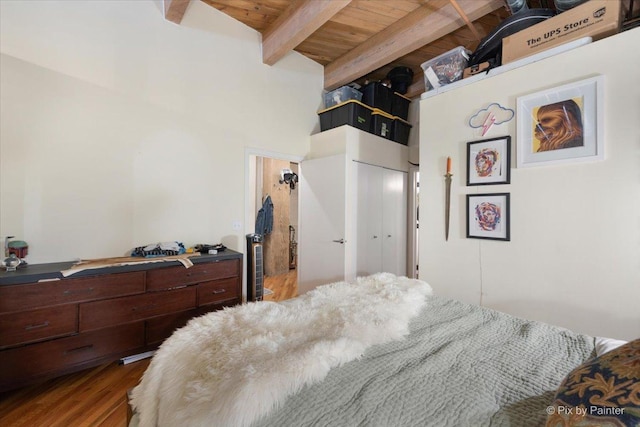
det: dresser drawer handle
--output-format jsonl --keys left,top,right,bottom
{"left": 186, "top": 271, "right": 207, "bottom": 277}
{"left": 211, "top": 289, "right": 226, "bottom": 295}
{"left": 65, "top": 344, "right": 94, "bottom": 354}
{"left": 63, "top": 287, "right": 94, "bottom": 295}
{"left": 132, "top": 303, "right": 157, "bottom": 312}
{"left": 25, "top": 321, "right": 50, "bottom": 331}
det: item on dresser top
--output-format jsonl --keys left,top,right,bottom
{"left": 2, "top": 253, "right": 21, "bottom": 271}
{"left": 193, "top": 243, "right": 226, "bottom": 254}
{"left": 131, "top": 241, "right": 186, "bottom": 257}
{"left": 60, "top": 253, "right": 198, "bottom": 277}
{"left": 4, "top": 236, "right": 28, "bottom": 264}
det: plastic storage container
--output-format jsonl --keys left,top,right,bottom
{"left": 370, "top": 109, "right": 394, "bottom": 140}
{"left": 324, "top": 85, "right": 363, "bottom": 108}
{"left": 392, "top": 117, "right": 412, "bottom": 146}
{"left": 390, "top": 92, "right": 411, "bottom": 121}
{"left": 361, "top": 82, "right": 393, "bottom": 113}
{"left": 318, "top": 100, "right": 373, "bottom": 133}
{"left": 421, "top": 47, "right": 471, "bottom": 92}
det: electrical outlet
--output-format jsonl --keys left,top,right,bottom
{"left": 232, "top": 221, "right": 242, "bottom": 231}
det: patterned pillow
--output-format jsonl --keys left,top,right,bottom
{"left": 546, "top": 338, "right": 640, "bottom": 427}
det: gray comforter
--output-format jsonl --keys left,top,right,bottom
{"left": 254, "top": 296, "right": 594, "bottom": 427}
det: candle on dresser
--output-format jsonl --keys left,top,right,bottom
{"left": 446, "top": 157, "right": 452, "bottom": 174}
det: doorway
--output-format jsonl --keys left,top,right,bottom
{"left": 246, "top": 150, "right": 301, "bottom": 302}
{"left": 407, "top": 165, "right": 419, "bottom": 279}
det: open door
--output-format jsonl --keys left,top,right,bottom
{"left": 298, "top": 154, "right": 347, "bottom": 294}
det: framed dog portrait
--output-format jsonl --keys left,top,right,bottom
{"left": 516, "top": 75, "right": 604, "bottom": 168}
{"left": 466, "top": 193, "right": 510, "bottom": 241}
{"left": 466, "top": 136, "right": 511, "bottom": 186}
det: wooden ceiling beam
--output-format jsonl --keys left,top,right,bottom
{"left": 324, "top": 0, "right": 503, "bottom": 90}
{"left": 164, "top": 0, "right": 191, "bottom": 24}
{"left": 405, "top": 80, "right": 426, "bottom": 100}
{"left": 262, "top": 0, "right": 352, "bottom": 66}
{"left": 448, "top": 0, "right": 483, "bottom": 41}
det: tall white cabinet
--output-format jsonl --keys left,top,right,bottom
{"left": 355, "top": 162, "right": 407, "bottom": 277}
{"left": 299, "top": 126, "right": 409, "bottom": 294}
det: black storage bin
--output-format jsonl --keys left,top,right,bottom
{"left": 391, "top": 92, "right": 411, "bottom": 121}
{"left": 361, "top": 82, "right": 393, "bottom": 113}
{"left": 318, "top": 100, "right": 373, "bottom": 132}
{"left": 370, "top": 109, "right": 394, "bottom": 140}
{"left": 392, "top": 117, "right": 412, "bottom": 145}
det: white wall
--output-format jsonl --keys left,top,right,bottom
{"left": 0, "top": 0, "right": 323, "bottom": 263}
{"left": 419, "top": 28, "right": 640, "bottom": 341}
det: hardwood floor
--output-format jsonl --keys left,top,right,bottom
{"left": 263, "top": 269, "right": 298, "bottom": 301}
{"left": 0, "top": 271, "right": 297, "bottom": 426}
{"left": 0, "top": 359, "right": 150, "bottom": 427}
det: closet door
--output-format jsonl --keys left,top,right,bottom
{"left": 355, "top": 162, "right": 383, "bottom": 277}
{"left": 298, "top": 155, "right": 347, "bottom": 293}
{"left": 382, "top": 169, "right": 407, "bottom": 276}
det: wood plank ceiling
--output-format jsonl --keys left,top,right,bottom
{"left": 167, "top": 0, "right": 516, "bottom": 99}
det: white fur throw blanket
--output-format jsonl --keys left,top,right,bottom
{"left": 130, "top": 273, "right": 432, "bottom": 427}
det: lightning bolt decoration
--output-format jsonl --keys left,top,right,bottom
{"left": 481, "top": 112, "right": 496, "bottom": 136}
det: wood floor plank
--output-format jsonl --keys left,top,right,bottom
{"left": 264, "top": 270, "right": 298, "bottom": 301}
{"left": 0, "top": 359, "right": 149, "bottom": 427}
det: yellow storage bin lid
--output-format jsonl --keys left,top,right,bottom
{"left": 371, "top": 108, "right": 395, "bottom": 119}
{"left": 317, "top": 99, "right": 374, "bottom": 115}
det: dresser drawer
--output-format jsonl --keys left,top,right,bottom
{"left": 79, "top": 286, "right": 196, "bottom": 332}
{"left": 0, "top": 305, "right": 78, "bottom": 349}
{"left": 198, "top": 277, "right": 240, "bottom": 307}
{"left": 145, "top": 308, "right": 199, "bottom": 346}
{"left": 146, "top": 259, "right": 240, "bottom": 291}
{"left": 0, "top": 271, "right": 146, "bottom": 313}
{"left": 145, "top": 302, "right": 236, "bottom": 346}
{"left": 0, "top": 323, "right": 144, "bottom": 390}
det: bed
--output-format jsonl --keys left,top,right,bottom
{"left": 129, "top": 273, "right": 638, "bottom": 427}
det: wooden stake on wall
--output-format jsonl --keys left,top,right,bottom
{"left": 262, "top": 158, "right": 291, "bottom": 276}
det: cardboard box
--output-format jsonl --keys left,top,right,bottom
{"left": 463, "top": 61, "right": 491, "bottom": 79}
{"left": 502, "top": 0, "right": 622, "bottom": 64}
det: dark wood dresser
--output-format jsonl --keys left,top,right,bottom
{"left": 0, "top": 251, "right": 242, "bottom": 392}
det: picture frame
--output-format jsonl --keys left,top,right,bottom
{"left": 466, "top": 136, "right": 511, "bottom": 186}
{"left": 516, "top": 75, "right": 604, "bottom": 168}
{"left": 466, "top": 193, "right": 510, "bottom": 241}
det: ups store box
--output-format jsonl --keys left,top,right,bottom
{"left": 502, "top": 0, "right": 622, "bottom": 64}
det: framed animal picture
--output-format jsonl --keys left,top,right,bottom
{"left": 466, "top": 136, "right": 511, "bottom": 186}
{"left": 516, "top": 75, "right": 604, "bottom": 168}
{"left": 466, "top": 193, "right": 510, "bottom": 241}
